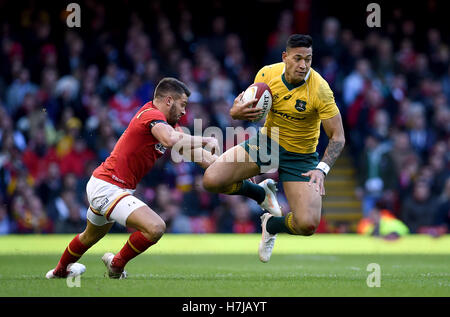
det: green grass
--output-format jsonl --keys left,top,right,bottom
{"left": 0, "top": 234, "right": 449, "bottom": 297}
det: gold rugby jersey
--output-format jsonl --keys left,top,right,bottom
{"left": 255, "top": 62, "right": 339, "bottom": 154}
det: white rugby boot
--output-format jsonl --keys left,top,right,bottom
{"left": 45, "top": 263, "right": 86, "bottom": 279}
{"left": 102, "top": 252, "right": 128, "bottom": 279}
{"left": 258, "top": 213, "right": 277, "bottom": 263}
{"left": 258, "top": 179, "right": 282, "bottom": 217}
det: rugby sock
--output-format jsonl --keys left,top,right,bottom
{"left": 54, "top": 234, "right": 89, "bottom": 277}
{"left": 111, "top": 231, "right": 155, "bottom": 269}
{"left": 266, "top": 212, "right": 297, "bottom": 235}
{"left": 225, "top": 180, "right": 266, "bottom": 204}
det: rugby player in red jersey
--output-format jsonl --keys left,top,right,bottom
{"left": 45, "top": 78, "right": 219, "bottom": 279}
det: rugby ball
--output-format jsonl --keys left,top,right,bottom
{"left": 241, "top": 82, "right": 272, "bottom": 122}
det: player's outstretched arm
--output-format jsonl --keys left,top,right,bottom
{"left": 151, "top": 122, "right": 219, "bottom": 169}
{"left": 302, "top": 113, "right": 345, "bottom": 196}
{"left": 229, "top": 92, "right": 261, "bottom": 121}
{"left": 151, "top": 122, "right": 218, "bottom": 151}
{"left": 172, "top": 126, "right": 218, "bottom": 169}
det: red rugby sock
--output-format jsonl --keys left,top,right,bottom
{"left": 111, "top": 231, "right": 155, "bottom": 269}
{"left": 54, "top": 234, "right": 89, "bottom": 277}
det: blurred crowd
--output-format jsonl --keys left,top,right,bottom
{"left": 0, "top": 1, "right": 448, "bottom": 235}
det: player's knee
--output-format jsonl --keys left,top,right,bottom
{"left": 299, "top": 222, "right": 318, "bottom": 236}
{"left": 202, "top": 169, "right": 223, "bottom": 193}
{"left": 292, "top": 214, "right": 319, "bottom": 236}
{"left": 141, "top": 219, "right": 166, "bottom": 242}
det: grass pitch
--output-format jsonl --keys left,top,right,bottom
{"left": 0, "top": 234, "right": 449, "bottom": 297}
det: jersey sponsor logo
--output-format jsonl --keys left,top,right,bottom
{"left": 294, "top": 99, "right": 307, "bottom": 112}
{"left": 155, "top": 143, "right": 167, "bottom": 154}
{"left": 270, "top": 108, "right": 306, "bottom": 121}
{"left": 112, "top": 174, "right": 126, "bottom": 184}
{"left": 283, "top": 95, "right": 292, "bottom": 100}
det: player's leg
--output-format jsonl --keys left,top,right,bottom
{"left": 203, "top": 144, "right": 281, "bottom": 215}
{"left": 103, "top": 202, "right": 165, "bottom": 278}
{"left": 203, "top": 144, "right": 261, "bottom": 193}
{"left": 264, "top": 150, "right": 322, "bottom": 236}
{"left": 258, "top": 151, "right": 321, "bottom": 262}
{"left": 46, "top": 218, "right": 113, "bottom": 278}
{"left": 268, "top": 181, "right": 322, "bottom": 236}
{"left": 258, "top": 181, "right": 321, "bottom": 263}
{"left": 79, "top": 218, "right": 115, "bottom": 246}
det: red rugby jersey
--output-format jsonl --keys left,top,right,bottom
{"left": 93, "top": 101, "right": 173, "bottom": 189}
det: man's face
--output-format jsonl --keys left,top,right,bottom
{"left": 167, "top": 93, "right": 188, "bottom": 125}
{"left": 282, "top": 46, "right": 312, "bottom": 83}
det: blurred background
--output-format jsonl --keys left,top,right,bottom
{"left": 0, "top": 0, "right": 448, "bottom": 236}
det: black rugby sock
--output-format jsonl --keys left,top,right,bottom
{"left": 226, "top": 180, "right": 266, "bottom": 204}
{"left": 266, "top": 212, "right": 297, "bottom": 235}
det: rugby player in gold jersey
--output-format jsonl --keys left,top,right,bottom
{"left": 203, "top": 34, "right": 345, "bottom": 262}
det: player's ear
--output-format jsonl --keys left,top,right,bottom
{"left": 165, "top": 95, "right": 173, "bottom": 107}
{"left": 282, "top": 51, "right": 287, "bottom": 62}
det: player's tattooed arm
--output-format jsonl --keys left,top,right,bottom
{"left": 321, "top": 113, "right": 346, "bottom": 168}
{"left": 322, "top": 139, "right": 345, "bottom": 168}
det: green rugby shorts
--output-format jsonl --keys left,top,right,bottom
{"left": 239, "top": 130, "right": 319, "bottom": 182}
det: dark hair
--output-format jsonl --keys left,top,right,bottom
{"left": 286, "top": 34, "right": 313, "bottom": 49}
{"left": 154, "top": 77, "right": 191, "bottom": 99}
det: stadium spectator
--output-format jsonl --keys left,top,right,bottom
{"left": 401, "top": 181, "right": 439, "bottom": 233}
{"left": 434, "top": 177, "right": 450, "bottom": 232}
{"left": 405, "top": 103, "right": 435, "bottom": 160}
{"left": 47, "top": 189, "right": 83, "bottom": 223}
{"left": 343, "top": 59, "right": 372, "bottom": 107}
{"left": 159, "top": 202, "right": 192, "bottom": 234}
{"left": 108, "top": 82, "right": 141, "bottom": 133}
{"left": 59, "top": 138, "right": 96, "bottom": 178}
{"left": 6, "top": 68, "right": 38, "bottom": 116}
{"left": 53, "top": 191, "right": 86, "bottom": 234}
{"left": 356, "top": 133, "right": 396, "bottom": 216}
{"left": 264, "top": 10, "right": 294, "bottom": 65}
{"left": 36, "top": 162, "right": 62, "bottom": 207}
{"left": 314, "top": 17, "right": 343, "bottom": 64}
{"left": 182, "top": 174, "right": 219, "bottom": 217}
{"left": 0, "top": 200, "right": 11, "bottom": 234}
{"left": 213, "top": 196, "right": 239, "bottom": 233}
{"left": 232, "top": 198, "right": 257, "bottom": 234}
{"left": 12, "top": 191, "right": 53, "bottom": 234}
{"left": 21, "top": 128, "right": 58, "bottom": 183}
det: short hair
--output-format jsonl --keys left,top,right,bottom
{"left": 154, "top": 77, "right": 191, "bottom": 99}
{"left": 286, "top": 34, "right": 313, "bottom": 50}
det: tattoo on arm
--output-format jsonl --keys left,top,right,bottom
{"left": 322, "top": 139, "right": 345, "bottom": 168}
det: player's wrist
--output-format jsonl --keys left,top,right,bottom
{"left": 314, "top": 162, "right": 330, "bottom": 177}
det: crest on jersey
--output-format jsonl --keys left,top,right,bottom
{"left": 294, "top": 99, "right": 307, "bottom": 112}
